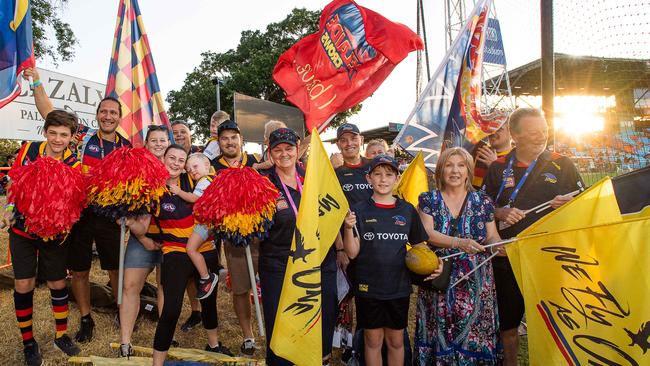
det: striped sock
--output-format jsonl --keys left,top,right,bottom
{"left": 14, "top": 290, "right": 34, "bottom": 345}
{"left": 50, "top": 288, "right": 69, "bottom": 339}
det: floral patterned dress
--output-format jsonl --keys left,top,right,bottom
{"left": 414, "top": 190, "right": 500, "bottom": 365}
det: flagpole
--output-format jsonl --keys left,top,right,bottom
{"left": 117, "top": 217, "right": 127, "bottom": 305}
{"left": 439, "top": 237, "right": 517, "bottom": 260}
{"left": 245, "top": 244, "right": 264, "bottom": 337}
{"left": 449, "top": 251, "right": 499, "bottom": 289}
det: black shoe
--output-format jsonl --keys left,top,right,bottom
{"left": 240, "top": 339, "right": 256, "bottom": 356}
{"left": 180, "top": 311, "right": 202, "bottom": 332}
{"left": 196, "top": 272, "right": 219, "bottom": 300}
{"left": 54, "top": 334, "right": 80, "bottom": 356}
{"left": 74, "top": 316, "right": 95, "bottom": 343}
{"left": 23, "top": 341, "right": 43, "bottom": 366}
{"left": 118, "top": 343, "right": 134, "bottom": 358}
{"left": 205, "top": 342, "right": 234, "bottom": 356}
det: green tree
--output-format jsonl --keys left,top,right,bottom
{"left": 167, "top": 8, "right": 361, "bottom": 141}
{"left": 32, "top": 0, "right": 78, "bottom": 64}
{"left": 0, "top": 140, "right": 21, "bottom": 166}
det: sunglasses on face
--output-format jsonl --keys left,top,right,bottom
{"left": 148, "top": 125, "right": 169, "bottom": 132}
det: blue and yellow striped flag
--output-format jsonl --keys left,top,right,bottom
{"left": 105, "top": 0, "right": 170, "bottom": 147}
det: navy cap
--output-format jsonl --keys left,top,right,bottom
{"left": 269, "top": 127, "right": 300, "bottom": 149}
{"left": 217, "top": 120, "right": 240, "bottom": 136}
{"left": 369, "top": 154, "right": 399, "bottom": 173}
{"left": 336, "top": 123, "right": 360, "bottom": 139}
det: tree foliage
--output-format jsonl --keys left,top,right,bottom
{"left": 167, "top": 8, "right": 361, "bottom": 141}
{"left": 32, "top": 0, "right": 78, "bottom": 64}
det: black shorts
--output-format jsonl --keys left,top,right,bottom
{"left": 493, "top": 258, "right": 525, "bottom": 331}
{"left": 355, "top": 296, "right": 409, "bottom": 330}
{"left": 67, "top": 210, "right": 121, "bottom": 271}
{"left": 9, "top": 230, "right": 68, "bottom": 281}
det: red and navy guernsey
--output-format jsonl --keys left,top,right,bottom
{"left": 79, "top": 131, "right": 131, "bottom": 173}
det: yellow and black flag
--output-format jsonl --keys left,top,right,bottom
{"left": 270, "top": 129, "right": 349, "bottom": 365}
{"left": 506, "top": 175, "right": 650, "bottom": 365}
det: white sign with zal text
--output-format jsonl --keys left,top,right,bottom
{"left": 0, "top": 68, "right": 105, "bottom": 141}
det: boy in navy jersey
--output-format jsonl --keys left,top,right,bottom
{"left": 343, "top": 155, "right": 442, "bottom": 366}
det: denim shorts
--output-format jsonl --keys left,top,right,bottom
{"left": 193, "top": 223, "right": 210, "bottom": 241}
{"left": 124, "top": 235, "right": 162, "bottom": 269}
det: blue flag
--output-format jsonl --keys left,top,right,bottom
{"left": 395, "top": 0, "right": 506, "bottom": 169}
{"left": 1, "top": 0, "right": 35, "bottom": 109}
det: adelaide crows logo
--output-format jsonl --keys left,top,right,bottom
{"left": 320, "top": 3, "right": 377, "bottom": 80}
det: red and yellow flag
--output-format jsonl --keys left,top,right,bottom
{"left": 105, "top": 0, "right": 170, "bottom": 147}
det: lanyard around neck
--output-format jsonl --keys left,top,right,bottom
{"left": 280, "top": 171, "right": 303, "bottom": 217}
{"left": 496, "top": 155, "right": 538, "bottom": 206}
{"left": 97, "top": 131, "right": 121, "bottom": 159}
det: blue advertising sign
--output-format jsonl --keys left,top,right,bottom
{"left": 484, "top": 18, "right": 506, "bottom": 65}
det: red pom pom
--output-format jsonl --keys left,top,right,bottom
{"left": 85, "top": 147, "right": 169, "bottom": 219}
{"left": 194, "top": 167, "right": 279, "bottom": 246}
{"left": 8, "top": 157, "right": 86, "bottom": 240}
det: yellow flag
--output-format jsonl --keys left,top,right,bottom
{"left": 270, "top": 128, "right": 349, "bottom": 366}
{"left": 506, "top": 177, "right": 650, "bottom": 365}
{"left": 394, "top": 151, "right": 429, "bottom": 207}
{"left": 508, "top": 177, "right": 622, "bottom": 282}
{"left": 508, "top": 218, "right": 650, "bottom": 366}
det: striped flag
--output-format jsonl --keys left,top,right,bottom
{"left": 105, "top": 0, "right": 170, "bottom": 147}
{"left": 0, "top": 0, "right": 35, "bottom": 109}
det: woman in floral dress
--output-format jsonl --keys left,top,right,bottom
{"left": 415, "top": 147, "right": 502, "bottom": 365}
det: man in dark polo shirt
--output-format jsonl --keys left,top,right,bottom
{"left": 335, "top": 123, "right": 373, "bottom": 205}
{"left": 483, "top": 108, "right": 584, "bottom": 366}
{"left": 333, "top": 123, "right": 373, "bottom": 358}
{"left": 211, "top": 120, "right": 262, "bottom": 355}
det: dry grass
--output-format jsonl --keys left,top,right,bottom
{"left": 0, "top": 194, "right": 528, "bottom": 365}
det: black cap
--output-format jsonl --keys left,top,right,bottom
{"left": 217, "top": 120, "right": 240, "bottom": 136}
{"left": 369, "top": 154, "right": 399, "bottom": 173}
{"left": 269, "top": 128, "right": 300, "bottom": 149}
{"left": 336, "top": 123, "right": 360, "bottom": 139}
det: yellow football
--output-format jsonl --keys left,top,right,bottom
{"left": 405, "top": 243, "right": 439, "bottom": 275}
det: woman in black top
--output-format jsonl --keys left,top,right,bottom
{"left": 259, "top": 128, "right": 337, "bottom": 366}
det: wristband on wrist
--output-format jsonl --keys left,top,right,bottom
{"left": 5, "top": 204, "right": 14, "bottom": 212}
{"left": 336, "top": 248, "right": 345, "bottom": 252}
{"left": 32, "top": 79, "right": 42, "bottom": 88}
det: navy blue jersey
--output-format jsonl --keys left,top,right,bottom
{"left": 335, "top": 158, "right": 373, "bottom": 206}
{"left": 351, "top": 198, "right": 428, "bottom": 300}
{"left": 483, "top": 149, "right": 584, "bottom": 239}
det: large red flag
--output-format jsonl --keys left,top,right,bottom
{"left": 273, "top": 0, "right": 423, "bottom": 132}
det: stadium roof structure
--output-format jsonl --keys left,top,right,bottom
{"left": 492, "top": 53, "right": 650, "bottom": 96}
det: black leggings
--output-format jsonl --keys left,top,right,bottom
{"left": 153, "top": 250, "right": 219, "bottom": 351}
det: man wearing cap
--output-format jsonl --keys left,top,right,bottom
{"left": 212, "top": 120, "right": 263, "bottom": 355}
{"left": 333, "top": 122, "right": 373, "bottom": 357}
{"left": 171, "top": 120, "right": 202, "bottom": 154}
{"left": 335, "top": 123, "right": 374, "bottom": 206}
